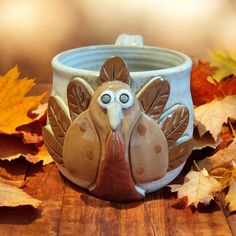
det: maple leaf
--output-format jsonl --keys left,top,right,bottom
{"left": 0, "top": 176, "right": 26, "bottom": 188}
{"left": 0, "top": 66, "right": 45, "bottom": 134}
{"left": 198, "top": 139, "right": 236, "bottom": 171}
{"left": 26, "top": 145, "right": 54, "bottom": 165}
{"left": 195, "top": 95, "right": 236, "bottom": 141}
{"left": 193, "top": 129, "right": 219, "bottom": 150}
{"left": 190, "top": 61, "right": 218, "bottom": 106}
{"left": 191, "top": 60, "right": 236, "bottom": 107}
{"left": 0, "top": 182, "right": 41, "bottom": 208}
{"left": 225, "top": 178, "right": 236, "bottom": 212}
{"left": 0, "top": 134, "right": 53, "bottom": 165}
{"left": 210, "top": 50, "right": 236, "bottom": 82}
{"left": 169, "top": 169, "right": 222, "bottom": 207}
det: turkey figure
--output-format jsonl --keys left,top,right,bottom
{"left": 43, "top": 56, "right": 192, "bottom": 202}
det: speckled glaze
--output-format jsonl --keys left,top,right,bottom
{"left": 46, "top": 34, "right": 193, "bottom": 200}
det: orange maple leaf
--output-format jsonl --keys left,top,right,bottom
{"left": 190, "top": 61, "right": 236, "bottom": 106}
{"left": 0, "top": 66, "right": 45, "bottom": 134}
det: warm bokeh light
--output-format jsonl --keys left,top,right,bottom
{"left": 0, "top": 0, "right": 236, "bottom": 82}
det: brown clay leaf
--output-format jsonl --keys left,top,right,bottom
{"left": 168, "top": 137, "right": 193, "bottom": 171}
{"left": 48, "top": 96, "right": 71, "bottom": 145}
{"left": 67, "top": 78, "right": 93, "bottom": 120}
{"left": 0, "top": 182, "right": 41, "bottom": 208}
{"left": 159, "top": 105, "right": 189, "bottom": 149}
{"left": 0, "top": 66, "right": 45, "bottom": 134}
{"left": 169, "top": 169, "right": 222, "bottom": 207}
{"left": 98, "top": 56, "right": 130, "bottom": 85}
{"left": 137, "top": 78, "right": 170, "bottom": 121}
{"left": 42, "top": 126, "right": 63, "bottom": 164}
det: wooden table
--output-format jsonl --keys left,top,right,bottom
{"left": 0, "top": 84, "right": 235, "bottom": 236}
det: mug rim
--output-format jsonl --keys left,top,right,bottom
{"left": 52, "top": 45, "right": 192, "bottom": 77}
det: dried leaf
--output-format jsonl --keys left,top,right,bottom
{"left": 195, "top": 95, "right": 236, "bottom": 141}
{"left": 191, "top": 61, "right": 218, "bottom": 106}
{"left": 0, "top": 66, "right": 44, "bottom": 134}
{"left": 198, "top": 139, "right": 236, "bottom": 171}
{"left": 26, "top": 145, "right": 54, "bottom": 166}
{"left": 210, "top": 50, "right": 236, "bottom": 82}
{"left": 193, "top": 130, "right": 219, "bottom": 150}
{"left": 191, "top": 60, "right": 236, "bottom": 106}
{"left": 0, "top": 182, "right": 41, "bottom": 208}
{"left": 0, "top": 134, "right": 53, "bottom": 165}
{"left": 0, "top": 134, "right": 36, "bottom": 161}
{"left": 0, "top": 176, "right": 26, "bottom": 188}
{"left": 225, "top": 178, "right": 236, "bottom": 212}
{"left": 210, "top": 167, "right": 231, "bottom": 188}
{"left": 169, "top": 169, "right": 222, "bottom": 207}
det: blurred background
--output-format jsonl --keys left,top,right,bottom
{"left": 0, "top": 0, "right": 236, "bottom": 83}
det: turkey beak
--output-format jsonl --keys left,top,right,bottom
{"left": 107, "top": 102, "right": 123, "bottom": 131}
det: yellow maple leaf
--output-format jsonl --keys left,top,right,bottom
{"left": 210, "top": 50, "right": 236, "bottom": 82}
{"left": 195, "top": 95, "right": 236, "bottom": 141}
{"left": 0, "top": 66, "right": 44, "bottom": 134}
{"left": 225, "top": 165, "right": 236, "bottom": 213}
{"left": 0, "top": 182, "right": 41, "bottom": 208}
{"left": 169, "top": 169, "right": 222, "bottom": 207}
{"left": 198, "top": 139, "right": 236, "bottom": 171}
{"left": 225, "top": 178, "right": 236, "bottom": 212}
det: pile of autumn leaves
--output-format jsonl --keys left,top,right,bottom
{"left": 0, "top": 50, "right": 236, "bottom": 212}
{"left": 170, "top": 51, "right": 236, "bottom": 213}
{"left": 0, "top": 67, "right": 53, "bottom": 208}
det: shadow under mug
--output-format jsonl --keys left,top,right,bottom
{"left": 43, "top": 34, "right": 193, "bottom": 202}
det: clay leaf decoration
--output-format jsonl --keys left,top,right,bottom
{"left": 159, "top": 105, "right": 189, "bottom": 149}
{"left": 136, "top": 77, "right": 192, "bottom": 171}
{"left": 67, "top": 78, "right": 94, "bottom": 121}
{"left": 0, "top": 66, "right": 45, "bottom": 134}
{"left": 137, "top": 78, "right": 170, "bottom": 121}
{"left": 195, "top": 95, "right": 236, "bottom": 141}
{"left": 169, "top": 169, "right": 222, "bottom": 207}
{"left": 43, "top": 78, "right": 94, "bottom": 165}
{"left": 0, "top": 182, "right": 41, "bottom": 208}
{"left": 98, "top": 56, "right": 130, "bottom": 85}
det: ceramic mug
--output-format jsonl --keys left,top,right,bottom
{"left": 43, "top": 34, "right": 193, "bottom": 202}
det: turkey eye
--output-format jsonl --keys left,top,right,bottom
{"left": 119, "top": 94, "right": 129, "bottom": 104}
{"left": 101, "top": 94, "right": 111, "bottom": 104}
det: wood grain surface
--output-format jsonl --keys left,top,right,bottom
{"left": 0, "top": 84, "right": 234, "bottom": 236}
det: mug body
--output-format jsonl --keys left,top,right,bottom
{"left": 44, "top": 35, "right": 193, "bottom": 201}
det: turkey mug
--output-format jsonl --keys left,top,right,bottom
{"left": 43, "top": 34, "right": 193, "bottom": 202}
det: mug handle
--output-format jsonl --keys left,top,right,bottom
{"left": 115, "top": 34, "right": 144, "bottom": 47}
